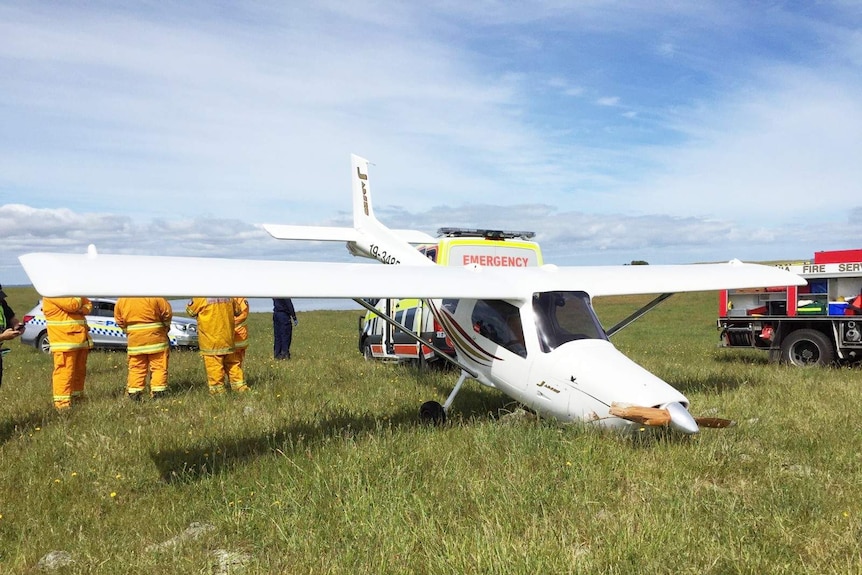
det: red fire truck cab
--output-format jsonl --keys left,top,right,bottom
{"left": 717, "top": 248, "right": 862, "bottom": 366}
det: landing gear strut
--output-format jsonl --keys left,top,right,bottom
{"left": 418, "top": 370, "right": 470, "bottom": 425}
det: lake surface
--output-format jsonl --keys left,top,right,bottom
{"left": 170, "top": 298, "right": 362, "bottom": 314}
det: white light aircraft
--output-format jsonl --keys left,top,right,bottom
{"left": 19, "top": 154, "right": 805, "bottom": 434}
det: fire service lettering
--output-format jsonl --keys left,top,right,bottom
{"left": 462, "top": 254, "right": 530, "bottom": 267}
{"left": 776, "top": 262, "right": 862, "bottom": 274}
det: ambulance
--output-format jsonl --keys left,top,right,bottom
{"left": 358, "top": 228, "right": 543, "bottom": 365}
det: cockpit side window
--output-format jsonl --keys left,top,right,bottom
{"left": 533, "top": 291, "right": 607, "bottom": 352}
{"left": 471, "top": 300, "right": 527, "bottom": 357}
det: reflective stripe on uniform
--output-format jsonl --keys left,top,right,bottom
{"left": 46, "top": 319, "right": 87, "bottom": 327}
{"left": 127, "top": 342, "right": 170, "bottom": 355}
{"left": 50, "top": 340, "right": 91, "bottom": 351}
{"left": 126, "top": 322, "right": 169, "bottom": 331}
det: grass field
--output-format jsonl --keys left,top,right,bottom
{"left": 1, "top": 285, "right": 861, "bottom": 574}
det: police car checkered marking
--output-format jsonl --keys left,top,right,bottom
{"left": 89, "top": 325, "right": 125, "bottom": 338}
{"left": 27, "top": 314, "right": 189, "bottom": 347}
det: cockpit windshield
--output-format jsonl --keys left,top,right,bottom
{"left": 533, "top": 291, "right": 607, "bottom": 352}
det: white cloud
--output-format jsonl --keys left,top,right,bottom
{"left": 2, "top": 0, "right": 862, "bottom": 286}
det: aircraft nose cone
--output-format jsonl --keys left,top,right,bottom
{"left": 665, "top": 401, "right": 699, "bottom": 434}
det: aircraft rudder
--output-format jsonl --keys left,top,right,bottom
{"left": 351, "top": 154, "right": 377, "bottom": 228}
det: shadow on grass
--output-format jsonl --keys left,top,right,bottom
{"left": 151, "top": 404, "right": 418, "bottom": 484}
{"left": 0, "top": 409, "right": 50, "bottom": 447}
{"left": 150, "top": 388, "right": 513, "bottom": 484}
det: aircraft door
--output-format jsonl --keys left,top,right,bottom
{"left": 466, "top": 299, "right": 532, "bottom": 394}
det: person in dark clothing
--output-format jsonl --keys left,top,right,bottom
{"left": 1, "top": 284, "right": 25, "bottom": 388}
{"left": 272, "top": 298, "right": 297, "bottom": 359}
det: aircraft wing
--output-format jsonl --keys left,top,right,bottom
{"left": 19, "top": 251, "right": 804, "bottom": 300}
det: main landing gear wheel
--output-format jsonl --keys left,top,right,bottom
{"left": 419, "top": 401, "right": 446, "bottom": 425}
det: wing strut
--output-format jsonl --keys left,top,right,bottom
{"left": 352, "top": 299, "right": 478, "bottom": 378}
{"left": 605, "top": 293, "right": 674, "bottom": 337}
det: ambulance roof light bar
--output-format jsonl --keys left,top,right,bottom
{"left": 437, "top": 227, "right": 536, "bottom": 240}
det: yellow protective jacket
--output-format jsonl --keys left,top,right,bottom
{"left": 233, "top": 298, "right": 249, "bottom": 350}
{"left": 43, "top": 297, "right": 93, "bottom": 352}
{"left": 186, "top": 297, "right": 238, "bottom": 355}
{"left": 114, "top": 297, "right": 173, "bottom": 355}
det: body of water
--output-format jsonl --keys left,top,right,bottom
{"left": 247, "top": 298, "right": 362, "bottom": 313}
{"left": 169, "top": 298, "right": 362, "bottom": 314}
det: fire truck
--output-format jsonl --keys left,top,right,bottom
{"left": 717, "top": 248, "right": 862, "bottom": 366}
{"left": 358, "top": 228, "right": 543, "bottom": 365}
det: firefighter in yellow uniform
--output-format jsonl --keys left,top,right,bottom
{"left": 43, "top": 296, "right": 93, "bottom": 410}
{"left": 228, "top": 297, "right": 250, "bottom": 389}
{"left": 186, "top": 297, "right": 248, "bottom": 394}
{"left": 114, "top": 297, "right": 173, "bottom": 401}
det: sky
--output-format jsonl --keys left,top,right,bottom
{"left": 2, "top": 1, "right": 862, "bottom": 287}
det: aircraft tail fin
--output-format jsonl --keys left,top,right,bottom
{"left": 263, "top": 154, "right": 434, "bottom": 265}
{"left": 352, "top": 154, "right": 386, "bottom": 232}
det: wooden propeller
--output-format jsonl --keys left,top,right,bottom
{"left": 609, "top": 403, "right": 735, "bottom": 429}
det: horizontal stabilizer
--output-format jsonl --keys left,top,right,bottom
{"left": 264, "top": 224, "right": 436, "bottom": 245}
{"left": 391, "top": 229, "right": 437, "bottom": 244}
{"left": 263, "top": 224, "right": 358, "bottom": 242}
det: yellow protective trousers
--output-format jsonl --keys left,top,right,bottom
{"left": 52, "top": 348, "right": 88, "bottom": 410}
{"left": 203, "top": 354, "right": 246, "bottom": 394}
{"left": 227, "top": 348, "right": 248, "bottom": 391}
{"left": 127, "top": 349, "right": 169, "bottom": 396}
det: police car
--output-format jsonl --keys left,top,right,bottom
{"left": 20, "top": 298, "right": 198, "bottom": 353}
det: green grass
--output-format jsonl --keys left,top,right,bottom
{"left": 1, "top": 286, "right": 861, "bottom": 574}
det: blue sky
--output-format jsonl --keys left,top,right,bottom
{"left": 2, "top": 1, "right": 862, "bottom": 285}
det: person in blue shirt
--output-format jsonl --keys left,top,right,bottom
{"left": 272, "top": 298, "right": 297, "bottom": 359}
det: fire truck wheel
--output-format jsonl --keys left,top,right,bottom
{"left": 362, "top": 343, "right": 373, "bottom": 361}
{"left": 780, "top": 329, "right": 835, "bottom": 367}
